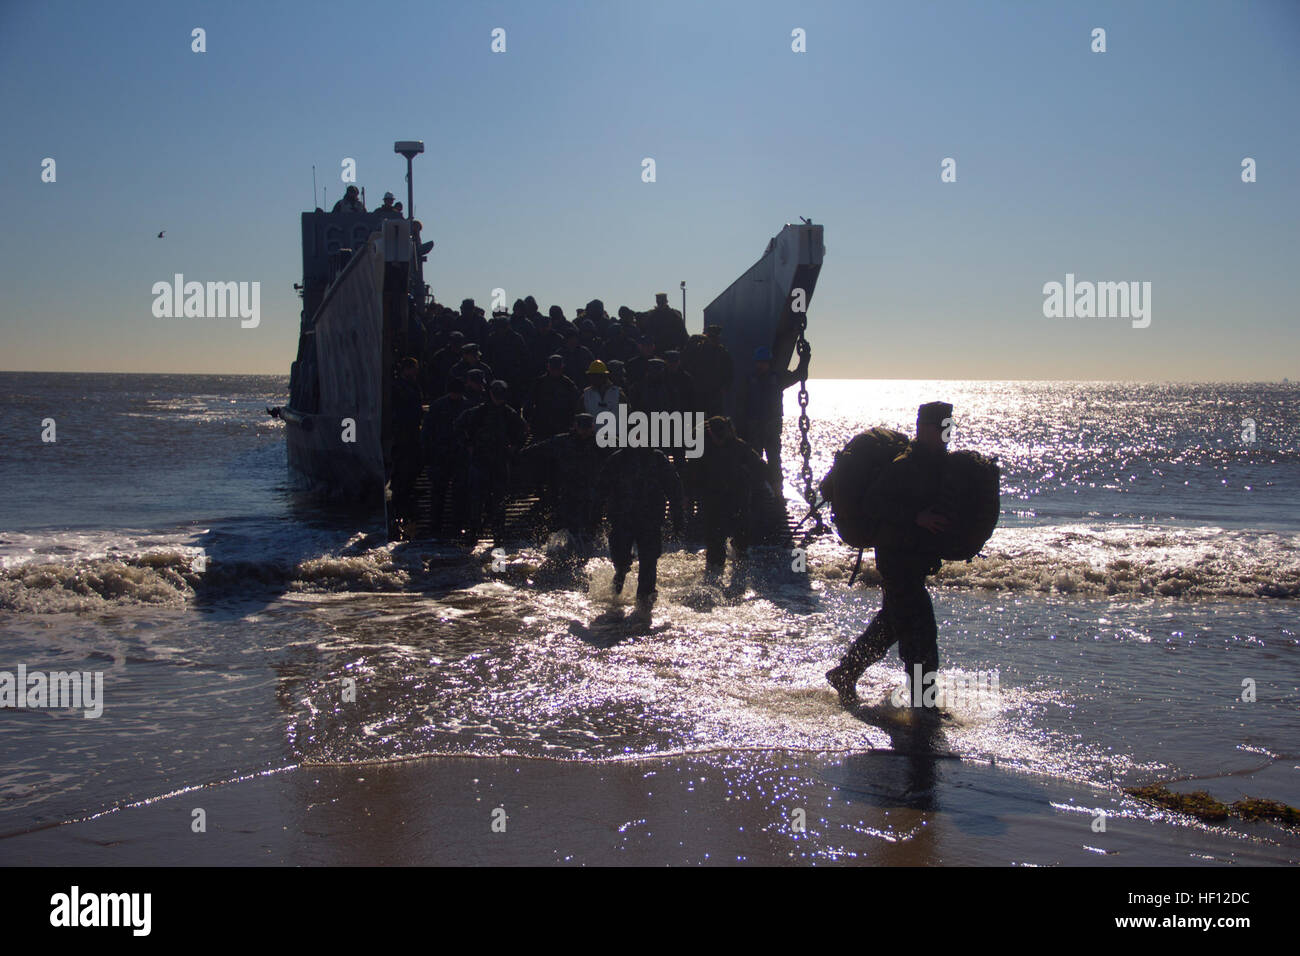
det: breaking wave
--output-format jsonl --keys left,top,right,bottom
{"left": 1, "top": 520, "right": 1297, "bottom": 613}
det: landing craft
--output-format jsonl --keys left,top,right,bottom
{"left": 271, "top": 140, "right": 824, "bottom": 542}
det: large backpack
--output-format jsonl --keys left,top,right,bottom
{"left": 819, "top": 427, "right": 910, "bottom": 549}
{"left": 933, "top": 450, "right": 1001, "bottom": 561}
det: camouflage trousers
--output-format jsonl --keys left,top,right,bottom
{"left": 838, "top": 548, "right": 940, "bottom": 680}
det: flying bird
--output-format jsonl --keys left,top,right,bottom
{"left": 157, "top": 230, "right": 165, "bottom": 238}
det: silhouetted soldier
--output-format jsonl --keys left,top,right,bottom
{"left": 463, "top": 368, "right": 488, "bottom": 408}
{"left": 686, "top": 325, "right": 734, "bottom": 417}
{"left": 426, "top": 330, "right": 465, "bottom": 397}
{"left": 596, "top": 445, "right": 684, "bottom": 622}
{"left": 663, "top": 350, "right": 696, "bottom": 417}
{"left": 740, "top": 344, "right": 809, "bottom": 486}
{"left": 640, "top": 292, "right": 689, "bottom": 354}
{"left": 455, "top": 380, "right": 529, "bottom": 546}
{"left": 624, "top": 335, "right": 657, "bottom": 392}
{"left": 422, "top": 376, "right": 471, "bottom": 536}
{"left": 694, "top": 417, "right": 769, "bottom": 578}
{"left": 631, "top": 358, "right": 674, "bottom": 416}
{"left": 525, "top": 355, "right": 582, "bottom": 440}
{"left": 509, "top": 299, "right": 536, "bottom": 346}
{"left": 484, "top": 313, "right": 530, "bottom": 405}
{"left": 826, "top": 402, "right": 953, "bottom": 708}
{"left": 521, "top": 413, "right": 604, "bottom": 545}
{"left": 558, "top": 328, "right": 595, "bottom": 382}
{"left": 602, "top": 320, "right": 638, "bottom": 365}
{"left": 389, "top": 357, "right": 424, "bottom": 534}
{"left": 605, "top": 359, "right": 627, "bottom": 391}
{"left": 531, "top": 310, "right": 566, "bottom": 376}
{"left": 454, "top": 299, "right": 487, "bottom": 343}
{"left": 448, "top": 342, "right": 493, "bottom": 387}
{"left": 331, "top": 184, "right": 365, "bottom": 214}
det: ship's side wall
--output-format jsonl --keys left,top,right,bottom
{"left": 286, "top": 235, "right": 387, "bottom": 500}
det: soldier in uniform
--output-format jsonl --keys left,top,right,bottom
{"left": 421, "top": 375, "right": 472, "bottom": 536}
{"left": 520, "top": 413, "right": 604, "bottom": 548}
{"left": 525, "top": 355, "right": 582, "bottom": 440}
{"left": 389, "top": 357, "right": 425, "bottom": 535}
{"left": 448, "top": 342, "right": 493, "bottom": 387}
{"left": 454, "top": 380, "right": 529, "bottom": 546}
{"left": 331, "top": 184, "right": 365, "bottom": 214}
{"left": 739, "top": 344, "right": 809, "bottom": 486}
{"left": 826, "top": 402, "right": 953, "bottom": 709}
{"left": 694, "top": 417, "right": 769, "bottom": 578}
{"left": 596, "top": 444, "right": 684, "bottom": 622}
{"left": 640, "top": 292, "right": 689, "bottom": 354}
{"left": 685, "top": 324, "right": 734, "bottom": 418}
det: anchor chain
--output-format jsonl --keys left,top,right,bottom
{"left": 793, "top": 310, "right": 827, "bottom": 543}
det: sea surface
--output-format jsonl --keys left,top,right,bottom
{"left": 1, "top": 372, "right": 1297, "bottom": 863}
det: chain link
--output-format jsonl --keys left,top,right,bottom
{"left": 794, "top": 311, "right": 827, "bottom": 540}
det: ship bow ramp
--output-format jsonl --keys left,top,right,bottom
{"left": 703, "top": 221, "right": 824, "bottom": 406}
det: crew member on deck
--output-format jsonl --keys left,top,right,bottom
{"left": 331, "top": 185, "right": 366, "bottom": 214}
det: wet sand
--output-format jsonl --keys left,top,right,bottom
{"left": 6, "top": 747, "right": 1297, "bottom": 866}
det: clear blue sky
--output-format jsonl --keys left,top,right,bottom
{"left": 2, "top": 0, "right": 1297, "bottom": 379}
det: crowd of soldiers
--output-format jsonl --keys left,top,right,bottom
{"left": 387, "top": 291, "right": 812, "bottom": 620}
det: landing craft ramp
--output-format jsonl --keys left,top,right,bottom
{"left": 703, "top": 221, "right": 824, "bottom": 414}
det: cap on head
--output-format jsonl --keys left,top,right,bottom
{"left": 663, "top": 350, "right": 680, "bottom": 362}
{"left": 466, "top": 369, "right": 486, "bottom": 385}
{"left": 917, "top": 401, "right": 953, "bottom": 427}
{"left": 706, "top": 324, "right": 722, "bottom": 337}
{"left": 655, "top": 293, "right": 668, "bottom": 305}
{"left": 383, "top": 191, "right": 395, "bottom": 201}
{"left": 548, "top": 305, "right": 564, "bottom": 320}
{"left": 574, "top": 412, "right": 595, "bottom": 430}
{"left": 345, "top": 185, "right": 359, "bottom": 197}
{"left": 462, "top": 342, "right": 479, "bottom": 354}
{"left": 547, "top": 354, "right": 564, "bottom": 369}
{"left": 489, "top": 379, "right": 509, "bottom": 396}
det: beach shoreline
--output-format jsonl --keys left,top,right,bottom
{"left": 6, "top": 749, "right": 1297, "bottom": 866}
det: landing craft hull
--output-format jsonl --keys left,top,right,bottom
{"left": 283, "top": 230, "right": 389, "bottom": 501}
{"left": 703, "top": 222, "right": 824, "bottom": 410}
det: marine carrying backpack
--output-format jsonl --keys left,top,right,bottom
{"left": 821, "top": 431, "right": 1001, "bottom": 560}
{"left": 819, "top": 427, "right": 910, "bottom": 549}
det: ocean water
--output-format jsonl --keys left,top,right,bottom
{"left": 0, "top": 372, "right": 1297, "bottom": 861}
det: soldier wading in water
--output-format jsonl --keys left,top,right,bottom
{"left": 826, "top": 402, "right": 953, "bottom": 709}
